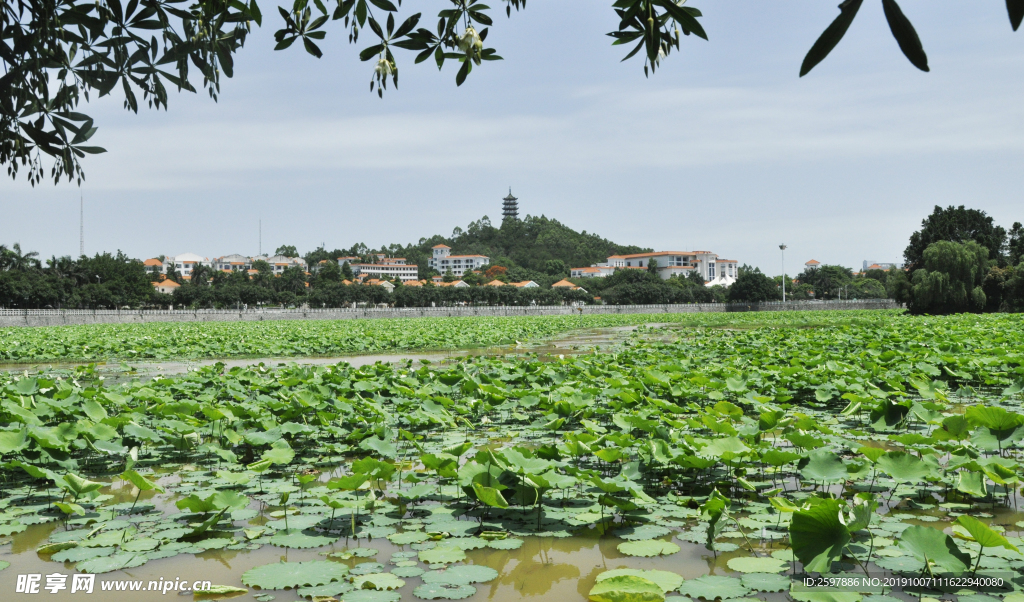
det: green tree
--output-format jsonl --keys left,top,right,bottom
{"left": 442, "top": 269, "right": 456, "bottom": 283}
{"left": 905, "top": 206, "right": 1007, "bottom": 269}
{"left": 315, "top": 259, "right": 342, "bottom": 285}
{"left": 544, "top": 259, "right": 568, "bottom": 277}
{"left": 340, "top": 261, "right": 355, "bottom": 281}
{"left": 907, "top": 240, "right": 989, "bottom": 315}
{"left": 1008, "top": 222, "right": 1024, "bottom": 267}
{"left": 7, "top": 2, "right": 1023, "bottom": 185}
{"left": 275, "top": 245, "right": 299, "bottom": 257}
{"left": 727, "top": 269, "right": 782, "bottom": 303}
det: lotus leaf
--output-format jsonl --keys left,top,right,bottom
{"left": 617, "top": 539, "right": 681, "bottom": 557}
{"left": 242, "top": 561, "right": 350, "bottom": 590}
{"left": 413, "top": 583, "right": 477, "bottom": 600}
{"left": 677, "top": 575, "right": 748, "bottom": 600}
{"left": 590, "top": 575, "right": 666, "bottom": 602}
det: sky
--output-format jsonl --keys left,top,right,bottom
{"left": 2, "top": 1, "right": 1023, "bottom": 275}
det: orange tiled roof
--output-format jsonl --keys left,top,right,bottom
{"left": 143, "top": 258, "right": 163, "bottom": 266}
{"left": 432, "top": 244, "right": 451, "bottom": 249}
{"left": 551, "top": 279, "right": 576, "bottom": 288}
{"left": 805, "top": 259, "right": 820, "bottom": 265}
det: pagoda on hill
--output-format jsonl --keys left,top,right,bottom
{"left": 502, "top": 188, "right": 519, "bottom": 221}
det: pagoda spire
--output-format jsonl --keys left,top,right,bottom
{"left": 502, "top": 188, "right": 519, "bottom": 221}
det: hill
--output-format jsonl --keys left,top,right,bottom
{"left": 307, "top": 215, "right": 651, "bottom": 285}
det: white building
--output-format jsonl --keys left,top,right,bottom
{"left": 252, "top": 255, "right": 307, "bottom": 274}
{"left": 571, "top": 251, "right": 739, "bottom": 287}
{"left": 428, "top": 245, "right": 489, "bottom": 277}
{"left": 213, "top": 254, "right": 252, "bottom": 272}
{"left": 350, "top": 258, "right": 419, "bottom": 282}
{"left": 163, "top": 253, "right": 212, "bottom": 278}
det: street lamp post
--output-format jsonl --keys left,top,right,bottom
{"left": 779, "top": 244, "right": 787, "bottom": 302}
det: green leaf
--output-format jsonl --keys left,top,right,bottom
{"left": 472, "top": 482, "right": 509, "bottom": 509}
{"left": 789, "top": 499, "right": 850, "bottom": 573}
{"left": 1009, "top": 0, "right": 1024, "bottom": 31}
{"left": 954, "top": 515, "right": 1020, "bottom": 553}
{"left": 799, "top": 450, "right": 848, "bottom": 484}
{"left": 881, "top": 0, "right": 929, "bottom": 71}
{"left": 876, "top": 451, "right": 932, "bottom": 484}
{"left": 262, "top": 439, "right": 295, "bottom": 465}
{"left": 898, "top": 525, "right": 971, "bottom": 575}
{"left": 800, "top": 0, "right": 865, "bottom": 77}
{"left": 595, "top": 570, "right": 682, "bottom": 594}
{"left": 588, "top": 575, "right": 665, "bottom": 602}
{"left": 121, "top": 469, "right": 164, "bottom": 493}
{"left": 616, "top": 539, "right": 680, "bottom": 557}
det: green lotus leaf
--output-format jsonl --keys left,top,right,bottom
{"left": 418, "top": 546, "right": 466, "bottom": 565}
{"left": 487, "top": 538, "right": 523, "bottom": 550}
{"left": 391, "top": 566, "right": 425, "bottom": 578}
{"left": 388, "top": 531, "right": 430, "bottom": 545}
{"left": 421, "top": 565, "right": 499, "bottom": 585}
{"left": 726, "top": 556, "right": 789, "bottom": 573}
{"left": 268, "top": 529, "right": 338, "bottom": 549}
{"left": 875, "top": 452, "right": 932, "bottom": 484}
{"left": 52, "top": 546, "right": 116, "bottom": 563}
{"left": 297, "top": 582, "right": 355, "bottom": 599}
{"left": 76, "top": 552, "right": 148, "bottom": 574}
{"left": 954, "top": 515, "right": 1020, "bottom": 553}
{"left": 677, "top": 575, "right": 748, "bottom": 600}
{"left": 898, "top": 525, "right": 970, "bottom": 575}
{"left": 617, "top": 539, "right": 680, "bottom": 557}
{"left": 194, "top": 585, "right": 248, "bottom": 597}
{"left": 597, "top": 569, "right": 683, "bottom": 594}
{"left": 789, "top": 498, "right": 850, "bottom": 573}
{"left": 590, "top": 575, "right": 666, "bottom": 602}
{"left": 340, "top": 591, "right": 401, "bottom": 602}
{"left": 613, "top": 524, "right": 671, "bottom": 541}
{"left": 799, "top": 450, "right": 847, "bottom": 484}
{"left": 740, "top": 572, "right": 791, "bottom": 592}
{"left": 351, "top": 573, "right": 405, "bottom": 591}
{"left": 242, "top": 561, "right": 350, "bottom": 590}
{"left": 413, "top": 583, "right": 477, "bottom": 600}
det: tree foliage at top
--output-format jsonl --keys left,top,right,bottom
{"left": 4, "top": 1, "right": 1022, "bottom": 185}
{"left": 906, "top": 240, "right": 989, "bottom": 315}
{"left": 905, "top": 205, "right": 1008, "bottom": 269}
{"left": 726, "top": 268, "right": 781, "bottom": 303}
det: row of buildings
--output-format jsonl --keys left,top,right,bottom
{"left": 571, "top": 251, "right": 740, "bottom": 287}
{"left": 146, "top": 246, "right": 746, "bottom": 288}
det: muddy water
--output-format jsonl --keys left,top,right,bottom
{"left": 0, "top": 513, "right": 750, "bottom": 602}
{"left": 0, "top": 326, "right": 640, "bottom": 379}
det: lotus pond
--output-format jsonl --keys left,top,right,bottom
{"left": 0, "top": 310, "right": 1022, "bottom": 602}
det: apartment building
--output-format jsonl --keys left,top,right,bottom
{"left": 428, "top": 245, "right": 489, "bottom": 277}
{"left": 349, "top": 257, "right": 419, "bottom": 282}
{"left": 213, "top": 254, "right": 253, "bottom": 272}
{"left": 571, "top": 251, "right": 739, "bottom": 287}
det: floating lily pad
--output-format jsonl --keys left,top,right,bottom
{"left": 726, "top": 557, "right": 788, "bottom": 574}
{"left": 350, "top": 563, "right": 386, "bottom": 576}
{"left": 242, "top": 561, "right": 350, "bottom": 590}
{"left": 589, "top": 575, "right": 665, "bottom": 602}
{"left": 52, "top": 546, "right": 116, "bottom": 563}
{"left": 391, "top": 566, "right": 426, "bottom": 578}
{"left": 388, "top": 531, "right": 430, "bottom": 545}
{"left": 614, "top": 524, "right": 672, "bottom": 541}
{"left": 297, "top": 582, "right": 355, "bottom": 599}
{"left": 597, "top": 569, "right": 684, "bottom": 593}
{"left": 740, "top": 573, "right": 791, "bottom": 592}
{"left": 296, "top": 581, "right": 356, "bottom": 597}
{"left": 677, "top": 575, "right": 748, "bottom": 600}
{"left": 487, "top": 538, "right": 523, "bottom": 550}
{"left": 617, "top": 539, "right": 681, "bottom": 557}
{"left": 340, "top": 591, "right": 402, "bottom": 602}
{"left": 269, "top": 529, "right": 338, "bottom": 549}
{"left": 413, "top": 583, "right": 478, "bottom": 600}
{"left": 351, "top": 573, "right": 405, "bottom": 591}
{"left": 418, "top": 547, "right": 466, "bottom": 565}
{"left": 421, "top": 565, "right": 499, "bottom": 585}
{"left": 77, "top": 552, "right": 148, "bottom": 574}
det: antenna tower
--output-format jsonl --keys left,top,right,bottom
{"left": 79, "top": 194, "right": 84, "bottom": 257}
